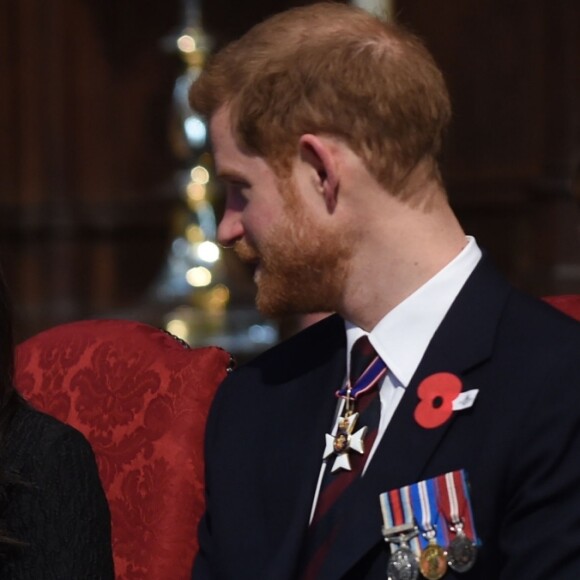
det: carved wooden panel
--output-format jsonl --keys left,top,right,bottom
{"left": 396, "top": 0, "right": 580, "bottom": 295}
{"left": 0, "top": 0, "right": 182, "bottom": 339}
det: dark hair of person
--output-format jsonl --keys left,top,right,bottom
{"left": 0, "top": 265, "right": 26, "bottom": 554}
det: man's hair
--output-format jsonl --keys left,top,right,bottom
{"left": 189, "top": 2, "right": 451, "bottom": 193}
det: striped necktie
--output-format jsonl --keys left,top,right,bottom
{"left": 299, "top": 336, "right": 386, "bottom": 579}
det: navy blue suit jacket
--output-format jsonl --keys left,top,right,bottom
{"left": 193, "top": 257, "right": 580, "bottom": 579}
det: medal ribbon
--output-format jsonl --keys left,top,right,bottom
{"left": 436, "top": 469, "right": 479, "bottom": 544}
{"left": 336, "top": 356, "right": 387, "bottom": 400}
{"left": 379, "top": 486, "right": 421, "bottom": 556}
{"left": 409, "top": 478, "right": 448, "bottom": 550}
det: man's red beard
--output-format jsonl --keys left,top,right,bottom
{"left": 234, "top": 207, "right": 353, "bottom": 318}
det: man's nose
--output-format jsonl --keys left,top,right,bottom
{"left": 217, "top": 207, "right": 244, "bottom": 247}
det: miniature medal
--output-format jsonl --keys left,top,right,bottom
{"left": 381, "top": 487, "right": 421, "bottom": 580}
{"left": 388, "top": 544, "right": 420, "bottom": 580}
{"left": 384, "top": 525, "right": 420, "bottom": 580}
{"left": 447, "top": 522, "right": 477, "bottom": 573}
{"left": 418, "top": 538, "right": 447, "bottom": 580}
{"left": 406, "top": 478, "right": 448, "bottom": 580}
{"left": 435, "top": 470, "right": 479, "bottom": 573}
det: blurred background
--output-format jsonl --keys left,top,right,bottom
{"left": 0, "top": 0, "right": 579, "bottom": 360}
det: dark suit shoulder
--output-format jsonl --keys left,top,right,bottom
{"left": 237, "top": 313, "right": 344, "bottom": 380}
{"left": 208, "top": 314, "right": 345, "bottom": 439}
{"left": 502, "top": 289, "right": 580, "bottom": 356}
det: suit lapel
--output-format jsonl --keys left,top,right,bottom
{"left": 264, "top": 315, "right": 347, "bottom": 580}
{"left": 322, "top": 256, "right": 512, "bottom": 578}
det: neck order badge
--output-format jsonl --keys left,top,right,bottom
{"left": 323, "top": 336, "right": 387, "bottom": 472}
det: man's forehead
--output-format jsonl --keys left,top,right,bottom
{"left": 210, "top": 108, "right": 273, "bottom": 170}
{"left": 209, "top": 107, "right": 240, "bottom": 169}
{"left": 209, "top": 110, "right": 278, "bottom": 182}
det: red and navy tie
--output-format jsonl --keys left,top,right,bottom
{"left": 300, "top": 336, "right": 386, "bottom": 579}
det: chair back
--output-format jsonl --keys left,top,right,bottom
{"left": 15, "top": 319, "right": 231, "bottom": 580}
{"left": 543, "top": 294, "right": 580, "bottom": 321}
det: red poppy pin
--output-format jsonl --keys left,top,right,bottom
{"left": 414, "top": 372, "right": 466, "bottom": 429}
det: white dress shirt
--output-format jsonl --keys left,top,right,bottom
{"left": 309, "top": 236, "right": 482, "bottom": 520}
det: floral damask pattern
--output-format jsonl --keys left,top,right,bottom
{"left": 14, "top": 319, "right": 230, "bottom": 580}
{"left": 73, "top": 343, "right": 162, "bottom": 432}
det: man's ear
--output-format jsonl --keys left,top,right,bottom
{"left": 298, "top": 134, "right": 339, "bottom": 213}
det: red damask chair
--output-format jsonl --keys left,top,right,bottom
{"left": 14, "top": 319, "right": 232, "bottom": 580}
{"left": 543, "top": 294, "right": 580, "bottom": 321}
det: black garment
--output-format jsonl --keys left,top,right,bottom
{"left": 193, "top": 256, "right": 580, "bottom": 579}
{"left": 0, "top": 404, "right": 114, "bottom": 579}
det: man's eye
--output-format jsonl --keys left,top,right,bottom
{"left": 229, "top": 182, "right": 249, "bottom": 198}
{"left": 225, "top": 183, "right": 249, "bottom": 210}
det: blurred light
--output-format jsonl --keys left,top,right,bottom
{"left": 248, "top": 324, "right": 278, "bottom": 344}
{"left": 177, "top": 34, "right": 197, "bottom": 53}
{"left": 166, "top": 319, "right": 189, "bottom": 341}
{"left": 197, "top": 241, "right": 220, "bottom": 263}
{"left": 190, "top": 165, "right": 210, "bottom": 184}
{"left": 207, "top": 284, "right": 230, "bottom": 311}
{"left": 187, "top": 182, "right": 206, "bottom": 201}
{"left": 172, "top": 237, "right": 190, "bottom": 257}
{"left": 186, "top": 266, "right": 212, "bottom": 287}
{"left": 186, "top": 225, "right": 205, "bottom": 243}
{"left": 184, "top": 116, "right": 206, "bottom": 147}
{"left": 351, "top": 0, "right": 392, "bottom": 18}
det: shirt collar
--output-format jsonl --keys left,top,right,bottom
{"left": 345, "top": 236, "right": 482, "bottom": 387}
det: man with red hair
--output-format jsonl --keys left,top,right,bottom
{"left": 190, "top": 4, "right": 580, "bottom": 579}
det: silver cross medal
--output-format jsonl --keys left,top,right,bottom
{"left": 323, "top": 390, "right": 368, "bottom": 472}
